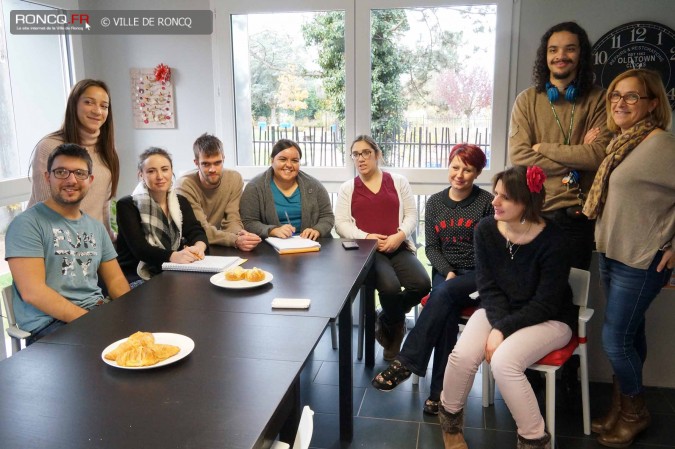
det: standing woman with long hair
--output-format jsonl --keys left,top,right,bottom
{"left": 335, "top": 135, "right": 431, "bottom": 361}
{"left": 583, "top": 69, "right": 674, "bottom": 448}
{"left": 28, "top": 79, "right": 120, "bottom": 239}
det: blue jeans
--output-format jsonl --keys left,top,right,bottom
{"left": 397, "top": 269, "right": 478, "bottom": 399}
{"left": 599, "top": 251, "right": 672, "bottom": 395}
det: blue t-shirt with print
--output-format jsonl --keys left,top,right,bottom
{"left": 5, "top": 203, "right": 117, "bottom": 333}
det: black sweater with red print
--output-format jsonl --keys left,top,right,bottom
{"left": 424, "top": 185, "right": 494, "bottom": 276}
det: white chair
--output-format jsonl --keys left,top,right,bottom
{"left": 1, "top": 284, "right": 31, "bottom": 355}
{"left": 482, "top": 267, "right": 593, "bottom": 449}
{"left": 270, "top": 406, "right": 314, "bottom": 449}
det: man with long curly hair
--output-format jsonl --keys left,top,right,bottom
{"left": 509, "top": 22, "right": 611, "bottom": 271}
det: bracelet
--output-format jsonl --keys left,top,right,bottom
{"left": 660, "top": 242, "right": 672, "bottom": 251}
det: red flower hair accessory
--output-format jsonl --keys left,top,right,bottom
{"left": 526, "top": 166, "right": 546, "bottom": 193}
{"left": 154, "top": 63, "right": 171, "bottom": 83}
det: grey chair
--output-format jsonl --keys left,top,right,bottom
{"left": 1, "top": 285, "right": 31, "bottom": 355}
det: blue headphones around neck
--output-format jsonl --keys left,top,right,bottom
{"left": 546, "top": 81, "right": 577, "bottom": 102}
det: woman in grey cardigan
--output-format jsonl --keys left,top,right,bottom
{"left": 241, "top": 139, "right": 334, "bottom": 240}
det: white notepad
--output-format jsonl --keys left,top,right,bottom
{"left": 265, "top": 237, "right": 321, "bottom": 254}
{"left": 162, "top": 256, "right": 244, "bottom": 273}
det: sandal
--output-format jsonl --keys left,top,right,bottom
{"left": 371, "top": 360, "right": 412, "bottom": 391}
{"left": 423, "top": 398, "right": 440, "bottom": 415}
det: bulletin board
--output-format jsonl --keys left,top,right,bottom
{"left": 130, "top": 67, "right": 175, "bottom": 129}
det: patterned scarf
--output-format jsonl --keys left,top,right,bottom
{"left": 132, "top": 182, "right": 183, "bottom": 279}
{"left": 583, "top": 119, "right": 656, "bottom": 219}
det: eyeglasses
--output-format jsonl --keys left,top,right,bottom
{"left": 609, "top": 91, "right": 651, "bottom": 105}
{"left": 51, "top": 168, "right": 90, "bottom": 180}
{"left": 350, "top": 149, "right": 374, "bottom": 160}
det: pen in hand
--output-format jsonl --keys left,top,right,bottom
{"left": 184, "top": 245, "right": 204, "bottom": 260}
{"left": 284, "top": 211, "right": 292, "bottom": 225}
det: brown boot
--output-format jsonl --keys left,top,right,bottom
{"left": 516, "top": 432, "right": 551, "bottom": 449}
{"left": 592, "top": 376, "right": 621, "bottom": 433}
{"left": 438, "top": 407, "right": 468, "bottom": 449}
{"left": 383, "top": 321, "right": 405, "bottom": 361}
{"left": 597, "top": 392, "right": 650, "bottom": 448}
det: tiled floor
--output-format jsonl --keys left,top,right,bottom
{"left": 298, "top": 327, "right": 675, "bottom": 449}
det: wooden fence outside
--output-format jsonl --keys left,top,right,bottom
{"left": 251, "top": 125, "right": 492, "bottom": 168}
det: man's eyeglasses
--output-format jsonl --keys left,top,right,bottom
{"left": 51, "top": 168, "right": 90, "bottom": 180}
{"left": 350, "top": 149, "right": 374, "bottom": 160}
{"left": 609, "top": 91, "right": 651, "bottom": 105}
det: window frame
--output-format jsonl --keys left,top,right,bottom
{"left": 212, "top": 0, "right": 356, "bottom": 193}
{"left": 212, "top": 0, "right": 513, "bottom": 192}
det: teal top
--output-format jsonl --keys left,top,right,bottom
{"left": 270, "top": 179, "right": 302, "bottom": 231}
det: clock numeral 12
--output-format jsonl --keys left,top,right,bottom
{"left": 630, "top": 27, "right": 646, "bottom": 42}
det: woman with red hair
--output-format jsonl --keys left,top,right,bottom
{"left": 372, "top": 143, "right": 493, "bottom": 415}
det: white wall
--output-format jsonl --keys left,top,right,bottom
{"left": 79, "top": 0, "right": 215, "bottom": 197}
{"left": 515, "top": 0, "right": 675, "bottom": 387}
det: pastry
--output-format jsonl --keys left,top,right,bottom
{"left": 105, "top": 331, "right": 180, "bottom": 367}
{"left": 116, "top": 345, "right": 160, "bottom": 367}
{"left": 244, "top": 267, "right": 265, "bottom": 282}
{"left": 225, "top": 266, "right": 245, "bottom": 281}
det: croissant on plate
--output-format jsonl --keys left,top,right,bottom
{"left": 225, "top": 266, "right": 246, "bottom": 281}
{"left": 104, "top": 331, "right": 180, "bottom": 367}
{"left": 244, "top": 267, "right": 265, "bottom": 282}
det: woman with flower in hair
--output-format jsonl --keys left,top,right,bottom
{"left": 438, "top": 166, "right": 577, "bottom": 449}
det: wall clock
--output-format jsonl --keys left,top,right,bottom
{"left": 591, "top": 21, "right": 675, "bottom": 110}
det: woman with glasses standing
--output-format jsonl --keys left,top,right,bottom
{"left": 241, "top": 139, "right": 334, "bottom": 240}
{"left": 28, "top": 79, "right": 120, "bottom": 240}
{"left": 583, "top": 69, "right": 675, "bottom": 448}
{"left": 335, "top": 135, "right": 431, "bottom": 360}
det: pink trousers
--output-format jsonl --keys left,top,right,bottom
{"left": 440, "top": 308, "right": 572, "bottom": 439}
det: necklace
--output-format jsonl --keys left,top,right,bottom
{"left": 505, "top": 222, "right": 532, "bottom": 260}
{"left": 549, "top": 99, "right": 576, "bottom": 145}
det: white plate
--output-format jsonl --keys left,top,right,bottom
{"left": 101, "top": 332, "right": 195, "bottom": 370}
{"left": 209, "top": 270, "right": 273, "bottom": 289}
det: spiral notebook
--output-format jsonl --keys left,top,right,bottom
{"left": 162, "top": 256, "right": 244, "bottom": 273}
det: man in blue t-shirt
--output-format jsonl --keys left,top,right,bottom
{"left": 5, "top": 144, "right": 130, "bottom": 344}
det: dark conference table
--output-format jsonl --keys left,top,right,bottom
{"left": 0, "top": 238, "right": 375, "bottom": 448}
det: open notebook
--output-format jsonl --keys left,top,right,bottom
{"left": 162, "top": 256, "right": 244, "bottom": 273}
{"left": 265, "top": 237, "right": 321, "bottom": 254}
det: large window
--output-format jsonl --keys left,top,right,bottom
{"left": 0, "top": 0, "right": 72, "bottom": 273}
{"left": 231, "top": 11, "right": 347, "bottom": 167}
{"left": 214, "top": 0, "right": 512, "bottom": 188}
{"left": 367, "top": 6, "right": 496, "bottom": 170}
